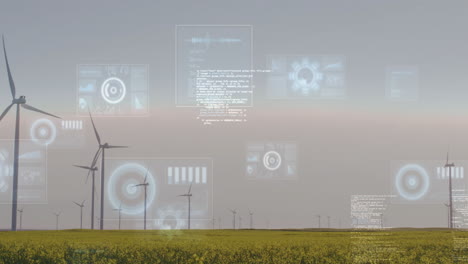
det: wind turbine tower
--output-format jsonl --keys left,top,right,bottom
{"left": 248, "top": 209, "right": 254, "bottom": 229}
{"left": 73, "top": 200, "right": 85, "bottom": 229}
{"left": 74, "top": 164, "right": 98, "bottom": 229}
{"left": 113, "top": 203, "right": 123, "bottom": 230}
{"left": 229, "top": 209, "right": 237, "bottom": 229}
{"left": 444, "top": 203, "right": 450, "bottom": 228}
{"left": 135, "top": 170, "right": 150, "bottom": 230}
{"left": 17, "top": 208, "right": 23, "bottom": 230}
{"left": 53, "top": 211, "right": 61, "bottom": 231}
{"left": 179, "top": 183, "right": 193, "bottom": 230}
{"left": 445, "top": 152, "right": 455, "bottom": 229}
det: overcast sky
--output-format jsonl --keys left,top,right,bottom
{"left": 0, "top": 0, "right": 467, "bottom": 230}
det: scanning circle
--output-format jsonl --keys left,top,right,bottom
{"left": 108, "top": 163, "right": 156, "bottom": 215}
{"left": 30, "top": 118, "right": 57, "bottom": 146}
{"left": 395, "top": 164, "right": 430, "bottom": 201}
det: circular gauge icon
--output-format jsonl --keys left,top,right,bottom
{"left": 30, "top": 118, "right": 57, "bottom": 146}
{"left": 263, "top": 151, "right": 282, "bottom": 171}
{"left": 107, "top": 163, "right": 156, "bottom": 215}
{"left": 101, "top": 77, "right": 126, "bottom": 104}
{"left": 395, "top": 164, "right": 430, "bottom": 201}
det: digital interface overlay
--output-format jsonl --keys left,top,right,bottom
{"left": 0, "top": 140, "right": 48, "bottom": 204}
{"left": 77, "top": 64, "right": 149, "bottom": 116}
{"left": 105, "top": 158, "right": 213, "bottom": 229}
{"left": 385, "top": 66, "right": 419, "bottom": 102}
{"left": 27, "top": 117, "right": 86, "bottom": 149}
{"left": 246, "top": 142, "right": 297, "bottom": 180}
{"left": 266, "top": 55, "right": 346, "bottom": 99}
{"left": 176, "top": 25, "right": 253, "bottom": 124}
{"left": 391, "top": 161, "right": 466, "bottom": 205}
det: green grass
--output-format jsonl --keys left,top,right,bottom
{"left": 0, "top": 229, "right": 466, "bottom": 263}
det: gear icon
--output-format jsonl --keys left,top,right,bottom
{"left": 288, "top": 58, "right": 323, "bottom": 95}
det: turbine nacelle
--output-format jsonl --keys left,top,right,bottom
{"left": 99, "top": 142, "right": 128, "bottom": 149}
{"left": 74, "top": 165, "right": 98, "bottom": 171}
{"left": 445, "top": 162, "right": 455, "bottom": 168}
{"left": 12, "top": 96, "right": 25, "bottom": 104}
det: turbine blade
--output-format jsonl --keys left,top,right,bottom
{"left": 106, "top": 145, "right": 128, "bottom": 149}
{"left": 188, "top": 183, "right": 192, "bottom": 195}
{"left": 73, "top": 201, "right": 80, "bottom": 206}
{"left": 2, "top": 36, "right": 16, "bottom": 99}
{"left": 88, "top": 110, "right": 101, "bottom": 145}
{"left": 81, "top": 200, "right": 86, "bottom": 206}
{"left": 22, "top": 104, "right": 60, "bottom": 119}
{"left": 0, "top": 103, "right": 14, "bottom": 121}
{"left": 87, "top": 148, "right": 101, "bottom": 183}
{"left": 90, "top": 148, "right": 102, "bottom": 168}
{"left": 74, "top": 165, "right": 92, "bottom": 170}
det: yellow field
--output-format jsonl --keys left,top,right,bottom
{"left": 0, "top": 229, "right": 466, "bottom": 263}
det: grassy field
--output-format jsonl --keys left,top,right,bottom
{"left": 0, "top": 229, "right": 467, "bottom": 263}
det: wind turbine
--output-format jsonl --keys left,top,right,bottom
{"left": 327, "top": 216, "right": 331, "bottom": 228}
{"left": 179, "top": 183, "right": 193, "bottom": 230}
{"left": 73, "top": 200, "right": 85, "bottom": 229}
{"left": 134, "top": 170, "right": 149, "bottom": 230}
{"left": 316, "top": 215, "right": 321, "bottom": 228}
{"left": 17, "top": 208, "right": 23, "bottom": 230}
{"left": 53, "top": 211, "right": 61, "bottom": 231}
{"left": 248, "top": 209, "right": 254, "bottom": 229}
{"left": 0, "top": 36, "right": 61, "bottom": 231}
{"left": 445, "top": 152, "right": 455, "bottom": 229}
{"left": 74, "top": 164, "right": 98, "bottom": 229}
{"left": 113, "top": 203, "right": 122, "bottom": 230}
{"left": 228, "top": 209, "right": 237, "bottom": 229}
{"left": 88, "top": 111, "right": 128, "bottom": 230}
